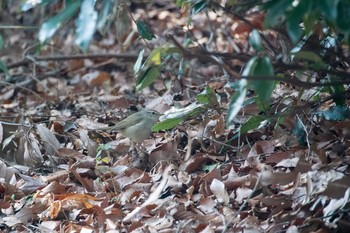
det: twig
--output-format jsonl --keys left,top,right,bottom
{"left": 166, "top": 34, "right": 350, "bottom": 88}
{"left": 7, "top": 53, "right": 141, "bottom": 69}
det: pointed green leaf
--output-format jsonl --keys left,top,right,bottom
{"left": 154, "top": 103, "right": 205, "bottom": 131}
{"left": 241, "top": 56, "right": 275, "bottom": 112}
{"left": 264, "top": 0, "right": 293, "bottom": 28}
{"left": 134, "top": 49, "right": 145, "bottom": 75}
{"left": 337, "top": 1, "right": 350, "bottom": 32}
{"left": 292, "top": 116, "right": 307, "bottom": 145}
{"left": 75, "top": 0, "right": 97, "bottom": 52}
{"left": 146, "top": 48, "right": 162, "bottom": 66}
{"left": 136, "top": 20, "right": 155, "bottom": 40}
{"left": 286, "top": 0, "right": 312, "bottom": 42}
{"left": 191, "top": 1, "right": 208, "bottom": 16}
{"left": 136, "top": 66, "right": 159, "bottom": 91}
{"left": 292, "top": 51, "right": 324, "bottom": 64}
{"left": 196, "top": 86, "right": 216, "bottom": 104}
{"left": 97, "top": 0, "right": 115, "bottom": 32}
{"left": 226, "top": 79, "right": 248, "bottom": 126}
{"left": 249, "top": 30, "right": 263, "bottom": 52}
{"left": 0, "top": 60, "right": 9, "bottom": 79}
{"left": 240, "top": 115, "right": 269, "bottom": 134}
{"left": 251, "top": 56, "right": 275, "bottom": 111}
{"left": 152, "top": 117, "right": 184, "bottom": 131}
{"left": 38, "top": 0, "right": 81, "bottom": 43}
{"left": 319, "top": 0, "right": 339, "bottom": 20}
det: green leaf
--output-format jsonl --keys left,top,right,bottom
{"left": 191, "top": 1, "right": 208, "bottom": 16}
{"left": 0, "top": 60, "right": 10, "bottom": 79}
{"left": 136, "top": 20, "right": 156, "bottom": 40}
{"left": 239, "top": 115, "right": 269, "bottom": 134}
{"left": 286, "top": 10, "right": 303, "bottom": 43}
{"left": 337, "top": 1, "right": 350, "bottom": 32}
{"left": 134, "top": 49, "right": 145, "bottom": 75}
{"left": 286, "top": 0, "right": 313, "bottom": 43}
{"left": 241, "top": 56, "right": 259, "bottom": 76}
{"left": 319, "top": 0, "right": 339, "bottom": 20}
{"left": 292, "top": 51, "right": 324, "bottom": 64}
{"left": 154, "top": 103, "right": 205, "bottom": 131}
{"left": 75, "top": 0, "right": 98, "bottom": 52}
{"left": 329, "top": 77, "right": 346, "bottom": 106}
{"left": 226, "top": 79, "right": 248, "bottom": 126}
{"left": 314, "top": 106, "right": 350, "bottom": 121}
{"left": 243, "top": 56, "right": 275, "bottom": 112}
{"left": 146, "top": 48, "right": 162, "bottom": 66}
{"left": 264, "top": 0, "right": 293, "bottom": 28}
{"left": 196, "top": 86, "right": 216, "bottom": 105}
{"left": 152, "top": 117, "right": 184, "bottom": 131}
{"left": 249, "top": 30, "right": 263, "bottom": 52}
{"left": 97, "top": 0, "right": 115, "bottom": 32}
{"left": 303, "top": 12, "right": 318, "bottom": 35}
{"left": 292, "top": 116, "right": 307, "bottom": 146}
{"left": 135, "top": 66, "right": 159, "bottom": 91}
{"left": 38, "top": 0, "right": 81, "bottom": 43}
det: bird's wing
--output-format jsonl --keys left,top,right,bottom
{"left": 112, "top": 112, "right": 144, "bottom": 130}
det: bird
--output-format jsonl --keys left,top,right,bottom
{"left": 105, "top": 108, "right": 161, "bottom": 143}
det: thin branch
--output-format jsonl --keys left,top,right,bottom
{"left": 7, "top": 53, "right": 141, "bottom": 69}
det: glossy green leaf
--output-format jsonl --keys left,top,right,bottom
{"left": 239, "top": 115, "right": 269, "bottom": 134}
{"left": 264, "top": 0, "right": 293, "bottom": 28}
{"left": 286, "top": 10, "right": 303, "bottom": 43}
{"left": 196, "top": 86, "right": 215, "bottom": 104}
{"left": 226, "top": 57, "right": 258, "bottom": 124}
{"left": 249, "top": 30, "right": 263, "bottom": 52}
{"left": 303, "top": 12, "right": 318, "bottom": 35}
{"left": 292, "top": 116, "right": 307, "bottom": 146}
{"left": 292, "top": 51, "right": 324, "bottom": 64}
{"left": 226, "top": 79, "right": 248, "bottom": 126}
{"left": 75, "top": 0, "right": 97, "bottom": 52}
{"left": 146, "top": 48, "right": 162, "bottom": 66}
{"left": 319, "top": 0, "right": 339, "bottom": 21}
{"left": 136, "top": 20, "right": 156, "bottom": 40}
{"left": 337, "top": 1, "right": 350, "bottom": 32}
{"left": 154, "top": 103, "right": 205, "bottom": 131}
{"left": 241, "top": 56, "right": 259, "bottom": 76}
{"left": 136, "top": 66, "right": 159, "bottom": 91}
{"left": 152, "top": 117, "right": 184, "bottom": 131}
{"left": 0, "top": 60, "right": 9, "bottom": 78}
{"left": 286, "top": 0, "right": 312, "bottom": 42}
{"left": 134, "top": 49, "right": 145, "bottom": 75}
{"left": 97, "top": 0, "right": 115, "bottom": 32}
{"left": 191, "top": 1, "right": 208, "bottom": 16}
{"left": 331, "top": 82, "right": 346, "bottom": 106}
{"left": 243, "top": 56, "right": 275, "bottom": 112}
{"left": 38, "top": 0, "right": 81, "bottom": 43}
{"left": 162, "top": 103, "right": 205, "bottom": 120}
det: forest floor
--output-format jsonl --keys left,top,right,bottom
{"left": 0, "top": 1, "right": 350, "bottom": 232}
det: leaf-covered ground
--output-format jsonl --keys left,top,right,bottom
{"left": 1, "top": 1, "right": 350, "bottom": 233}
